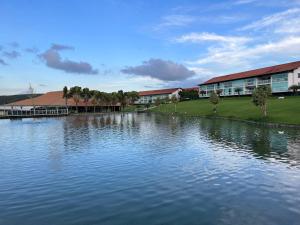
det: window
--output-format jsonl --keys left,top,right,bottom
{"left": 224, "top": 82, "right": 232, "bottom": 88}
{"left": 272, "top": 73, "right": 288, "bottom": 82}
{"left": 298, "top": 73, "right": 300, "bottom": 78}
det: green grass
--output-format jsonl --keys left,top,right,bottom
{"left": 122, "top": 105, "right": 137, "bottom": 112}
{"left": 151, "top": 96, "right": 300, "bottom": 125}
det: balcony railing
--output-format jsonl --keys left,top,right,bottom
{"left": 245, "top": 82, "right": 255, "bottom": 86}
{"left": 257, "top": 80, "right": 271, "bottom": 85}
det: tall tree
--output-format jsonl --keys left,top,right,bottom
{"left": 103, "top": 93, "right": 112, "bottom": 112}
{"left": 252, "top": 86, "right": 271, "bottom": 117}
{"left": 126, "top": 91, "right": 139, "bottom": 105}
{"left": 69, "top": 86, "right": 82, "bottom": 113}
{"left": 111, "top": 92, "right": 119, "bottom": 112}
{"left": 118, "top": 90, "right": 127, "bottom": 110}
{"left": 91, "top": 91, "right": 98, "bottom": 113}
{"left": 96, "top": 91, "right": 104, "bottom": 111}
{"left": 81, "top": 88, "right": 91, "bottom": 113}
{"left": 209, "top": 92, "right": 219, "bottom": 114}
{"left": 63, "top": 86, "right": 70, "bottom": 108}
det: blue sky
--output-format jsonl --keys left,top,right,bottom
{"left": 1, "top": 0, "right": 300, "bottom": 95}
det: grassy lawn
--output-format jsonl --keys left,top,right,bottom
{"left": 151, "top": 96, "right": 300, "bottom": 125}
{"left": 122, "top": 105, "right": 138, "bottom": 112}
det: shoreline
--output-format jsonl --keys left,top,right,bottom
{"left": 150, "top": 111, "right": 300, "bottom": 129}
{"left": 2, "top": 110, "right": 300, "bottom": 129}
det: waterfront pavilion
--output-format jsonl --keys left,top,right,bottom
{"left": 0, "top": 91, "right": 121, "bottom": 117}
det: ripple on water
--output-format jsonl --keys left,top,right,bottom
{"left": 0, "top": 114, "right": 300, "bottom": 225}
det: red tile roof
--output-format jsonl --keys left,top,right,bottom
{"left": 201, "top": 61, "right": 300, "bottom": 85}
{"left": 7, "top": 91, "right": 118, "bottom": 107}
{"left": 183, "top": 87, "right": 199, "bottom": 92}
{"left": 139, "top": 88, "right": 181, "bottom": 96}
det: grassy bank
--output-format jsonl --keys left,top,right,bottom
{"left": 151, "top": 96, "right": 300, "bottom": 125}
{"left": 122, "top": 105, "right": 137, "bottom": 112}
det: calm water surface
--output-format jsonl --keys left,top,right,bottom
{"left": 0, "top": 113, "right": 300, "bottom": 225}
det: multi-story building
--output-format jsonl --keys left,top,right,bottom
{"left": 199, "top": 61, "right": 300, "bottom": 97}
{"left": 135, "top": 88, "right": 181, "bottom": 104}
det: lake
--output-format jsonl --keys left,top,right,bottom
{"left": 0, "top": 113, "right": 300, "bottom": 225}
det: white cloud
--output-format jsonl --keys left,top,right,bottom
{"left": 241, "top": 8, "right": 300, "bottom": 32}
{"left": 154, "top": 14, "right": 195, "bottom": 30}
{"left": 173, "top": 6, "right": 300, "bottom": 80}
{"left": 188, "top": 36, "right": 300, "bottom": 70}
{"left": 175, "top": 32, "right": 251, "bottom": 46}
{"left": 234, "top": 0, "right": 258, "bottom": 5}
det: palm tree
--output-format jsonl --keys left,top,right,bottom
{"left": 81, "top": 88, "right": 91, "bottom": 113}
{"left": 289, "top": 85, "right": 300, "bottom": 95}
{"left": 118, "top": 90, "right": 127, "bottom": 110}
{"left": 63, "top": 86, "right": 70, "bottom": 109}
{"left": 91, "top": 91, "right": 98, "bottom": 113}
{"left": 103, "top": 92, "right": 112, "bottom": 112}
{"left": 111, "top": 92, "right": 119, "bottom": 112}
{"left": 126, "top": 91, "right": 139, "bottom": 105}
{"left": 69, "top": 86, "right": 82, "bottom": 113}
{"left": 96, "top": 91, "right": 104, "bottom": 112}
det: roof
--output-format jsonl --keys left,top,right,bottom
{"left": 6, "top": 91, "right": 118, "bottom": 107}
{"left": 139, "top": 88, "right": 181, "bottom": 96}
{"left": 201, "top": 60, "right": 300, "bottom": 85}
{"left": 182, "top": 87, "right": 199, "bottom": 92}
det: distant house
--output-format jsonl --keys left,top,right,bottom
{"left": 199, "top": 61, "right": 300, "bottom": 97}
{"left": 136, "top": 88, "right": 182, "bottom": 104}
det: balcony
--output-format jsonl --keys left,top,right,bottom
{"left": 257, "top": 79, "right": 271, "bottom": 85}
{"left": 245, "top": 81, "right": 255, "bottom": 86}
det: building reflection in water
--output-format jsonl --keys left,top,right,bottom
{"left": 55, "top": 113, "right": 300, "bottom": 167}
{"left": 197, "top": 118, "right": 300, "bottom": 165}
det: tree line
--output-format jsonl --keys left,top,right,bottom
{"left": 63, "top": 86, "right": 139, "bottom": 112}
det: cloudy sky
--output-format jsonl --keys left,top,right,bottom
{"left": 1, "top": 0, "right": 300, "bottom": 95}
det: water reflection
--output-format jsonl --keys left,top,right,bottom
{"left": 58, "top": 113, "right": 300, "bottom": 166}
{"left": 197, "top": 118, "right": 300, "bottom": 165}
{"left": 1, "top": 113, "right": 300, "bottom": 225}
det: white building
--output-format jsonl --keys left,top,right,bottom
{"left": 199, "top": 61, "right": 300, "bottom": 97}
{"left": 135, "top": 88, "right": 182, "bottom": 104}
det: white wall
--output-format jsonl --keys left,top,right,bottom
{"left": 135, "top": 89, "right": 181, "bottom": 104}
{"left": 289, "top": 67, "right": 300, "bottom": 87}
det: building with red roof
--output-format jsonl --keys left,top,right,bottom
{"left": 1, "top": 91, "right": 120, "bottom": 114}
{"left": 199, "top": 61, "right": 300, "bottom": 97}
{"left": 136, "top": 88, "right": 182, "bottom": 104}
